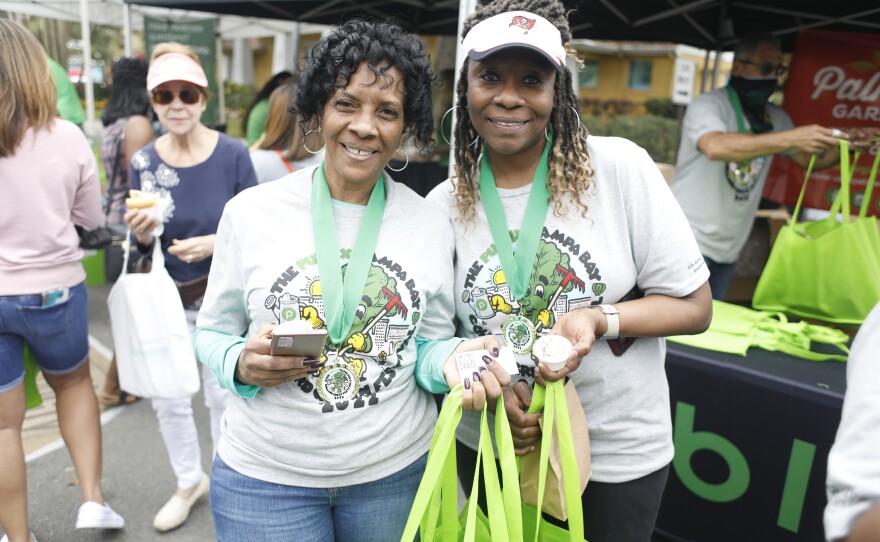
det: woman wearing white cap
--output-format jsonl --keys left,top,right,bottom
{"left": 426, "top": 0, "right": 712, "bottom": 540}
{"left": 124, "top": 42, "right": 258, "bottom": 533}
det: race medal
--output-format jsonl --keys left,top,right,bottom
{"left": 480, "top": 132, "right": 553, "bottom": 352}
{"left": 501, "top": 315, "right": 538, "bottom": 354}
{"left": 316, "top": 361, "right": 360, "bottom": 403}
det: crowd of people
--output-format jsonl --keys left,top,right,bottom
{"left": 1, "top": 0, "right": 878, "bottom": 540}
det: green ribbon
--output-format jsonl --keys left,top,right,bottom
{"left": 725, "top": 86, "right": 748, "bottom": 134}
{"left": 479, "top": 135, "right": 553, "bottom": 302}
{"left": 311, "top": 163, "right": 385, "bottom": 347}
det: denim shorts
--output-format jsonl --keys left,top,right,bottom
{"left": 0, "top": 281, "right": 89, "bottom": 392}
{"left": 211, "top": 452, "right": 428, "bottom": 542}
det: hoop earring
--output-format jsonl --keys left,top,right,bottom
{"left": 545, "top": 127, "right": 551, "bottom": 143}
{"left": 386, "top": 149, "right": 409, "bottom": 172}
{"left": 441, "top": 105, "right": 481, "bottom": 147}
{"left": 569, "top": 105, "right": 582, "bottom": 133}
{"left": 303, "top": 128, "right": 325, "bottom": 155}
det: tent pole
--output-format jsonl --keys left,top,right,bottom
{"left": 699, "top": 48, "right": 711, "bottom": 93}
{"left": 123, "top": 1, "right": 132, "bottom": 57}
{"left": 450, "top": 0, "right": 479, "bottom": 178}
{"left": 79, "top": 0, "right": 95, "bottom": 136}
{"left": 711, "top": 45, "right": 722, "bottom": 89}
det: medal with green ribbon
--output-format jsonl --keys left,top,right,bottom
{"left": 480, "top": 134, "right": 552, "bottom": 353}
{"left": 725, "top": 86, "right": 767, "bottom": 194}
{"left": 311, "top": 163, "right": 385, "bottom": 402}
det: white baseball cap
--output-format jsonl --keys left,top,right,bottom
{"left": 462, "top": 11, "right": 566, "bottom": 72}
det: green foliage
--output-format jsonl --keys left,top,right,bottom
{"left": 580, "top": 98, "right": 638, "bottom": 117}
{"left": 223, "top": 81, "right": 256, "bottom": 113}
{"left": 584, "top": 114, "right": 679, "bottom": 164}
{"left": 644, "top": 98, "right": 679, "bottom": 119}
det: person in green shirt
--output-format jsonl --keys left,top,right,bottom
{"left": 47, "top": 56, "right": 85, "bottom": 126}
{"left": 243, "top": 70, "right": 292, "bottom": 146}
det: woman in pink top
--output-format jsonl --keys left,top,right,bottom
{"left": 0, "top": 19, "right": 124, "bottom": 541}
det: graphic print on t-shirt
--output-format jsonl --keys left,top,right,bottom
{"left": 132, "top": 149, "right": 179, "bottom": 219}
{"left": 462, "top": 228, "right": 605, "bottom": 348}
{"left": 264, "top": 252, "right": 421, "bottom": 413}
{"left": 725, "top": 155, "right": 766, "bottom": 201}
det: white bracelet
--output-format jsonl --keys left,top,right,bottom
{"left": 591, "top": 304, "right": 620, "bottom": 340}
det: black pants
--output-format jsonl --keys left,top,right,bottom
{"left": 456, "top": 441, "right": 670, "bottom": 542}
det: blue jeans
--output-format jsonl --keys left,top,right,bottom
{"left": 704, "top": 256, "right": 737, "bottom": 301}
{"left": 211, "top": 452, "right": 428, "bottom": 542}
{"left": 0, "top": 281, "right": 89, "bottom": 391}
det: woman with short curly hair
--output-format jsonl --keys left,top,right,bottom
{"left": 426, "top": 1, "right": 713, "bottom": 540}
{"left": 194, "top": 18, "right": 509, "bottom": 541}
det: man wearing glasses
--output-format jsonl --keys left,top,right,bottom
{"left": 670, "top": 32, "right": 855, "bottom": 300}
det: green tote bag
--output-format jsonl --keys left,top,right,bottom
{"left": 753, "top": 141, "right": 880, "bottom": 325}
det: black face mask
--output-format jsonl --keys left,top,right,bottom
{"left": 728, "top": 75, "right": 777, "bottom": 134}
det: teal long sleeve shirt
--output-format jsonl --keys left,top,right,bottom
{"left": 194, "top": 327, "right": 462, "bottom": 397}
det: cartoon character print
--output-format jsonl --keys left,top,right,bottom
{"left": 263, "top": 259, "right": 421, "bottom": 413}
{"left": 464, "top": 239, "right": 589, "bottom": 330}
{"left": 464, "top": 235, "right": 604, "bottom": 337}
{"left": 338, "top": 263, "right": 410, "bottom": 358}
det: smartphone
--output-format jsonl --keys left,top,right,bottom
{"left": 41, "top": 287, "right": 70, "bottom": 307}
{"left": 270, "top": 327, "right": 328, "bottom": 358}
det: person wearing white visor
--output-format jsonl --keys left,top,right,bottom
{"left": 426, "top": 1, "right": 713, "bottom": 540}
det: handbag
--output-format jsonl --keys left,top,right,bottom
{"left": 752, "top": 141, "right": 880, "bottom": 324}
{"left": 176, "top": 275, "right": 209, "bottom": 307}
{"left": 107, "top": 238, "right": 201, "bottom": 399}
{"left": 403, "top": 385, "right": 524, "bottom": 542}
{"left": 75, "top": 224, "right": 113, "bottom": 250}
{"left": 669, "top": 300, "right": 850, "bottom": 361}
{"left": 402, "top": 382, "right": 587, "bottom": 542}
{"left": 520, "top": 379, "right": 591, "bottom": 521}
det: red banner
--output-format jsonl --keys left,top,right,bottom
{"left": 763, "top": 30, "right": 880, "bottom": 215}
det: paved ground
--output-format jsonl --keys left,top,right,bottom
{"left": 9, "top": 283, "right": 217, "bottom": 542}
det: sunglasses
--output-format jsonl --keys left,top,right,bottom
{"left": 151, "top": 88, "right": 202, "bottom": 105}
{"left": 738, "top": 59, "right": 788, "bottom": 77}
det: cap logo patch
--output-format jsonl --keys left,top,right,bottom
{"left": 509, "top": 15, "right": 536, "bottom": 32}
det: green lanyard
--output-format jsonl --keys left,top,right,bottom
{"left": 479, "top": 136, "right": 552, "bottom": 302}
{"left": 311, "top": 163, "right": 386, "bottom": 346}
{"left": 725, "top": 86, "right": 748, "bottom": 134}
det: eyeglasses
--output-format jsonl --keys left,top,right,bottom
{"left": 737, "top": 59, "right": 788, "bottom": 77}
{"left": 151, "top": 88, "right": 202, "bottom": 105}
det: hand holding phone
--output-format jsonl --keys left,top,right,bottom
{"left": 269, "top": 320, "right": 328, "bottom": 358}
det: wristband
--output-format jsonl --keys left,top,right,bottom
{"left": 592, "top": 304, "right": 620, "bottom": 340}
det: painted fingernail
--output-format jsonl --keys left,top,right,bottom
{"left": 492, "top": 347, "right": 500, "bottom": 357}
{"left": 464, "top": 378, "right": 471, "bottom": 390}
{"left": 478, "top": 366, "right": 487, "bottom": 373}
{"left": 303, "top": 359, "right": 321, "bottom": 366}
{"left": 482, "top": 355, "right": 494, "bottom": 364}
{"left": 473, "top": 371, "right": 481, "bottom": 382}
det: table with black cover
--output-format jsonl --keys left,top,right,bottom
{"left": 656, "top": 342, "right": 848, "bottom": 542}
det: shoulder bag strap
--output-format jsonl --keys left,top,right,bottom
{"left": 274, "top": 149, "right": 295, "bottom": 173}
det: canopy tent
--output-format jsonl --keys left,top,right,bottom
{"left": 122, "top": 0, "right": 880, "bottom": 50}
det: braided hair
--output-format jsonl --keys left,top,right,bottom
{"left": 452, "top": 0, "right": 594, "bottom": 223}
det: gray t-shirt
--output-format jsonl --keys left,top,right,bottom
{"left": 670, "top": 87, "right": 795, "bottom": 263}
{"left": 197, "top": 166, "right": 456, "bottom": 487}
{"left": 427, "top": 136, "right": 709, "bottom": 483}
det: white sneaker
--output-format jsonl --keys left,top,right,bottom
{"left": 75, "top": 501, "right": 125, "bottom": 529}
{"left": 153, "top": 472, "right": 210, "bottom": 532}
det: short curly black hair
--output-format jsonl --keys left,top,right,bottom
{"left": 295, "top": 19, "right": 436, "bottom": 152}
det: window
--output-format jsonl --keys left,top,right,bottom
{"left": 579, "top": 60, "right": 599, "bottom": 89}
{"left": 628, "top": 60, "right": 653, "bottom": 90}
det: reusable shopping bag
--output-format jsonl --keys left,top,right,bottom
{"left": 107, "top": 236, "right": 200, "bottom": 398}
{"left": 520, "top": 379, "right": 590, "bottom": 521}
{"left": 669, "top": 301, "right": 850, "bottom": 361}
{"left": 752, "top": 141, "right": 880, "bottom": 324}
{"left": 24, "top": 345, "right": 43, "bottom": 409}
{"left": 402, "top": 382, "right": 588, "bottom": 542}
{"left": 402, "top": 385, "right": 523, "bottom": 542}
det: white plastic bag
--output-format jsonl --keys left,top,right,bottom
{"left": 108, "top": 236, "right": 200, "bottom": 398}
